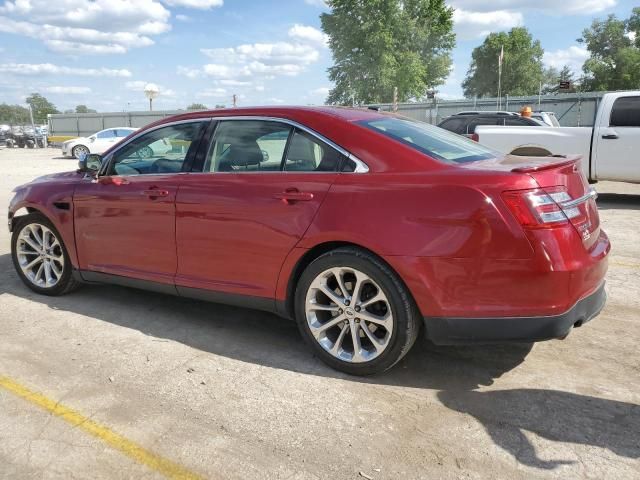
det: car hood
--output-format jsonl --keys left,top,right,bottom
{"left": 64, "top": 137, "right": 88, "bottom": 145}
{"left": 14, "top": 170, "right": 85, "bottom": 191}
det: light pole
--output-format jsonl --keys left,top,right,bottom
{"left": 144, "top": 83, "right": 159, "bottom": 111}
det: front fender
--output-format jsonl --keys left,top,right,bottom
{"left": 9, "top": 185, "right": 79, "bottom": 269}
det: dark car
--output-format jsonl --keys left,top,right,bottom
{"left": 8, "top": 107, "right": 608, "bottom": 375}
{"left": 438, "top": 112, "right": 544, "bottom": 140}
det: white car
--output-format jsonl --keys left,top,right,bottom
{"left": 62, "top": 128, "right": 174, "bottom": 159}
{"left": 62, "top": 128, "right": 137, "bottom": 158}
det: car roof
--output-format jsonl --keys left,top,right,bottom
{"left": 142, "top": 105, "right": 389, "bottom": 130}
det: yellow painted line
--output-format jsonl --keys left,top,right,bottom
{"left": 48, "top": 136, "right": 77, "bottom": 143}
{"left": 0, "top": 375, "right": 203, "bottom": 480}
{"left": 610, "top": 260, "right": 640, "bottom": 269}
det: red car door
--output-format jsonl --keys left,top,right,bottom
{"left": 74, "top": 121, "right": 207, "bottom": 285}
{"left": 175, "top": 119, "right": 342, "bottom": 302}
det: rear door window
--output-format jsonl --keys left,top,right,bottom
{"left": 438, "top": 117, "right": 466, "bottom": 134}
{"left": 205, "top": 120, "right": 292, "bottom": 172}
{"left": 610, "top": 96, "right": 640, "bottom": 127}
{"left": 360, "top": 117, "right": 499, "bottom": 164}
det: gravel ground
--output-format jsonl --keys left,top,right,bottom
{"left": 0, "top": 147, "right": 638, "bottom": 479}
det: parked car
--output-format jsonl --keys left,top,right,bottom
{"left": 474, "top": 91, "right": 640, "bottom": 183}
{"left": 438, "top": 112, "right": 544, "bottom": 140}
{"left": 9, "top": 107, "right": 609, "bottom": 375}
{"left": 531, "top": 111, "right": 560, "bottom": 127}
{"left": 61, "top": 128, "right": 137, "bottom": 158}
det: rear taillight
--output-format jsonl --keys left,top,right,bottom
{"left": 470, "top": 133, "right": 479, "bottom": 142}
{"left": 502, "top": 186, "right": 583, "bottom": 228}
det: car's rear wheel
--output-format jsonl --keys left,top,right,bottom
{"left": 295, "top": 247, "right": 420, "bottom": 375}
{"left": 72, "top": 144, "right": 89, "bottom": 159}
{"left": 11, "top": 213, "right": 80, "bottom": 296}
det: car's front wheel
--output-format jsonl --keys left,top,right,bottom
{"left": 295, "top": 247, "right": 420, "bottom": 375}
{"left": 71, "top": 144, "right": 89, "bottom": 159}
{"left": 11, "top": 213, "right": 80, "bottom": 296}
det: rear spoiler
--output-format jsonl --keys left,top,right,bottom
{"left": 508, "top": 155, "right": 581, "bottom": 173}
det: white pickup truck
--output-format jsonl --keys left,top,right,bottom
{"left": 475, "top": 91, "right": 640, "bottom": 183}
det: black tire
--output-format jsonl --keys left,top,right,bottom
{"left": 295, "top": 247, "right": 420, "bottom": 375}
{"left": 71, "top": 145, "right": 88, "bottom": 159}
{"left": 11, "top": 212, "right": 81, "bottom": 296}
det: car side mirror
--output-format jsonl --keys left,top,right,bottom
{"left": 78, "top": 153, "right": 102, "bottom": 174}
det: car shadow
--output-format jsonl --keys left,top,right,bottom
{"left": 1, "top": 252, "right": 638, "bottom": 469}
{"left": 597, "top": 193, "right": 640, "bottom": 211}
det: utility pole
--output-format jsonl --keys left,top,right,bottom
{"left": 497, "top": 45, "right": 504, "bottom": 110}
{"left": 232, "top": 94, "right": 237, "bottom": 108}
{"left": 28, "top": 104, "right": 38, "bottom": 149}
{"left": 393, "top": 86, "right": 398, "bottom": 112}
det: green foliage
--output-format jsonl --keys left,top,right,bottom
{"left": 75, "top": 105, "right": 97, "bottom": 113}
{"left": 25, "top": 93, "right": 59, "bottom": 123}
{"left": 186, "top": 103, "right": 208, "bottom": 110}
{"left": 462, "top": 27, "right": 544, "bottom": 98}
{"left": 0, "top": 104, "right": 30, "bottom": 124}
{"left": 321, "top": 0, "right": 455, "bottom": 105}
{"left": 542, "top": 65, "right": 577, "bottom": 94}
{"left": 579, "top": 8, "right": 640, "bottom": 91}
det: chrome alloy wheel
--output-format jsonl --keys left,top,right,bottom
{"left": 72, "top": 145, "right": 89, "bottom": 158}
{"left": 16, "top": 223, "right": 65, "bottom": 288}
{"left": 305, "top": 267, "right": 394, "bottom": 363}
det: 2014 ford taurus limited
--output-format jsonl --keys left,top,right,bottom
{"left": 8, "top": 107, "right": 610, "bottom": 375}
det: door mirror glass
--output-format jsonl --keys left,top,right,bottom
{"left": 78, "top": 153, "right": 102, "bottom": 173}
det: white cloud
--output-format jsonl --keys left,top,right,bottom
{"left": 180, "top": 41, "right": 321, "bottom": 82}
{"left": 43, "top": 86, "right": 92, "bottom": 94}
{"left": 175, "top": 14, "right": 191, "bottom": 21}
{"left": 452, "top": 9, "right": 523, "bottom": 40}
{"left": 177, "top": 66, "right": 202, "bottom": 78}
{"left": 288, "top": 24, "right": 328, "bottom": 47}
{"left": 162, "top": 0, "right": 223, "bottom": 9}
{"left": 310, "top": 87, "right": 330, "bottom": 97}
{"left": 543, "top": 45, "right": 589, "bottom": 72}
{"left": 304, "top": 0, "right": 327, "bottom": 6}
{"left": 265, "top": 97, "right": 285, "bottom": 104}
{"left": 449, "top": 1, "right": 616, "bottom": 15}
{"left": 0, "top": 63, "right": 131, "bottom": 77}
{"left": 198, "top": 87, "right": 228, "bottom": 98}
{"left": 0, "top": 0, "right": 171, "bottom": 54}
{"left": 218, "top": 79, "right": 252, "bottom": 86}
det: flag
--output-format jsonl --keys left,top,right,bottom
{"left": 498, "top": 45, "right": 504, "bottom": 73}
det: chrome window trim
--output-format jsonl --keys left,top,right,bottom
{"left": 102, "top": 116, "right": 370, "bottom": 175}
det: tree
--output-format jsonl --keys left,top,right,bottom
{"left": 75, "top": 104, "right": 97, "bottom": 113}
{"left": 462, "top": 27, "right": 544, "bottom": 98}
{"left": 542, "top": 65, "right": 576, "bottom": 94}
{"left": 186, "top": 103, "right": 207, "bottom": 110}
{"left": 321, "top": 0, "right": 455, "bottom": 105}
{"left": 579, "top": 8, "right": 640, "bottom": 91}
{"left": 0, "top": 104, "right": 30, "bottom": 124}
{"left": 25, "top": 93, "right": 59, "bottom": 123}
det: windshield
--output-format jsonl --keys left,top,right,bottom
{"left": 358, "top": 117, "right": 499, "bottom": 164}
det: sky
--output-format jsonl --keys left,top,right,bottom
{"left": 0, "top": 0, "right": 636, "bottom": 112}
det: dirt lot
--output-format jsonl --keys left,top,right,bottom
{"left": 0, "top": 147, "right": 638, "bottom": 480}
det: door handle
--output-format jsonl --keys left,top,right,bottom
{"left": 602, "top": 133, "right": 618, "bottom": 140}
{"left": 143, "top": 189, "right": 169, "bottom": 198}
{"left": 274, "top": 190, "right": 314, "bottom": 204}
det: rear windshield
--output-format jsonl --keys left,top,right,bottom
{"left": 358, "top": 117, "right": 499, "bottom": 164}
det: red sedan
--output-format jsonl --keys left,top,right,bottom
{"left": 8, "top": 107, "right": 609, "bottom": 375}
